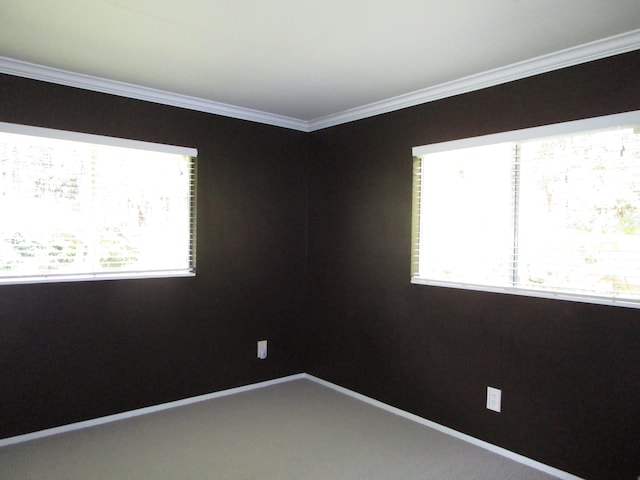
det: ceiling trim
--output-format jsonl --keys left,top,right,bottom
{"left": 306, "top": 28, "right": 640, "bottom": 131}
{"left": 0, "top": 28, "right": 639, "bottom": 133}
{"left": 0, "top": 56, "right": 309, "bottom": 132}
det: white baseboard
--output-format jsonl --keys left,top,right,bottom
{"left": 303, "top": 374, "right": 583, "bottom": 480}
{"left": 0, "top": 372, "right": 582, "bottom": 479}
{"left": 0, "top": 373, "right": 305, "bottom": 448}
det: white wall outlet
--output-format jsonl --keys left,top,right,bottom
{"left": 487, "top": 386, "right": 501, "bottom": 412}
{"left": 257, "top": 340, "right": 267, "bottom": 359}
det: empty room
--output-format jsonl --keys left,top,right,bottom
{"left": 1, "top": 2, "right": 639, "bottom": 479}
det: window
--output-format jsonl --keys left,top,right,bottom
{"left": 0, "top": 122, "right": 197, "bottom": 284}
{"left": 412, "top": 111, "right": 640, "bottom": 308}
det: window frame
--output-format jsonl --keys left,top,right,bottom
{"left": 411, "top": 110, "right": 640, "bottom": 309}
{"left": 0, "top": 122, "right": 197, "bottom": 285}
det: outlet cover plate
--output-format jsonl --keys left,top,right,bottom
{"left": 257, "top": 340, "right": 267, "bottom": 359}
{"left": 487, "top": 386, "right": 501, "bottom": 412}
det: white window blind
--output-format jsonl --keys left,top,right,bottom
{"left": 0, "top": 122, "right": 197, "bottom": 284}
{"left": 412, "top": 111, "right": 640, "bottom": 308}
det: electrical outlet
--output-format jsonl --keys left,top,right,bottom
{"left": 487, "top": 386, "right": 501, "bottom": 412}
{"left": 257, "top": 340, "right": 267, "bottom": 359}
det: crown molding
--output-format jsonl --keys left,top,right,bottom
{"left": 1, "top": 29, "right": 639, "bottom": 133}
{"left": 0, "top": 56, "right": 308, "bottom": 132}
{"left": 306, "top": 28, "right": 640, "bottom": 132}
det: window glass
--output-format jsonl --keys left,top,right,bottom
{"left": 412, "top": 111, "right": 640, "bottom": 308}
{"left": 418, "top": 143, "right": 514, "bottom": 285}
{"left": 0, "top": 123, "right": 197, "bottom": 284}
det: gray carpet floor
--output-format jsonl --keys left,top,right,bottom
{"left": 0, "top": 379, "right": 561, "bottom": 479}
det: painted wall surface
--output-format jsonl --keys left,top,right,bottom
{"left": 0, "top": 74, "right": 309, "bottom": 438}
{"left": 306, "top": 51, "right": 640, "bottom": 480}
{"left": 2, "top": 50, "right": 640, "bottom": 480}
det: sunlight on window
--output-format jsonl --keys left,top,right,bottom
{"left": 419, "top": 143, "right": 514, "bottom": 285}
{"left": 517, "top": 128, "right": 640, "bottom": 297}
{"left": 412, "top": 111, "right": 640, "bottom": 308}
{"left": 0, "top": 124, "right": 196, "bottom": 284}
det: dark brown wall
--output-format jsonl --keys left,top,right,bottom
{"left": 306, "top": 51, "right": 640, "bottom": 480}
{"left": 2, "top": 50, "right": 640, "bottom": 480}
{"left": 0, "top": 75, "right": 309, "bottom": 438}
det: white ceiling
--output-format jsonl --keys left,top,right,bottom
{"left": 1, "top": 0, "right": 640, "bottom": 130}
